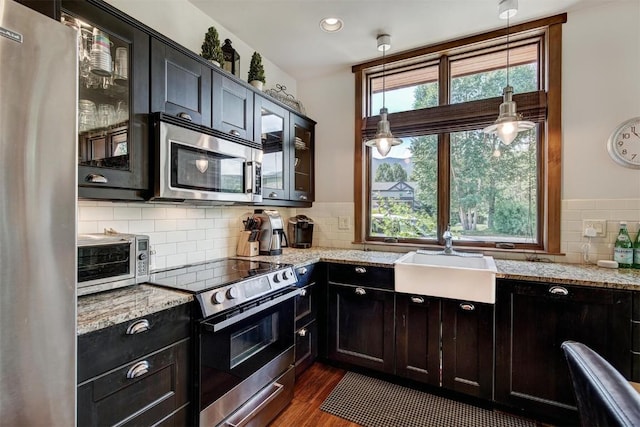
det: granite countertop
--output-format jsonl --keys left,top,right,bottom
{"left": 77, "top": 284, "right": 192, "bottom": 335}
{"left": 78, "top": 247, "right": 640, "bottom": 334}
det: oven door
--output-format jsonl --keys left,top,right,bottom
{"left": 198, "top": 288, "right": 298, "bottom": 426}
{"left": 154, "top": 119, "right": 262, "bottom": 203}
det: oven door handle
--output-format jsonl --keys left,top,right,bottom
{"left": 203, "top": 288, "right": 301, "bottom": 332}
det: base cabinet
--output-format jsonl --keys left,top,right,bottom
{"left": 495, "top": 280, "right": 632, "bottom": 424}
{"left": 396, "top": 294, "right": 494, "bottom": 399}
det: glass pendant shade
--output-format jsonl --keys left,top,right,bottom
{"left": 365, "top": 108, "right": 402, "bottom": 156}
{"left": 483, "top": 86, "right": 534, "bottom": 145}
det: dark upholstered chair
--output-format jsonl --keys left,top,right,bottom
{"left": 561, "top": 341, "right": 640, "bottom": 427}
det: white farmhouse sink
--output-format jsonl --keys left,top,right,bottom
{"left": 394, "top": 251, "right": 497, "bottom": 303}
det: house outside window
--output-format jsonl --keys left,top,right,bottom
{"left": 353, "top": 15, "right": 566, "bottom": 253}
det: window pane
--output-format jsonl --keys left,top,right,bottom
{"left": 369, "top": 135, "right": 438, "bottom": 239}
{"left": 450, "top": 44, "right": 539, "bottom": 103}
{"left": 449, "top": 129, "right": 538, "bottom": 244}
{"left": 370, "top": 65, "right": 438, "bottom": 115}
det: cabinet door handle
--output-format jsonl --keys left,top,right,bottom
{"left": 297, "top": 266, "right": 307, "bottom": 276}
{"left": 126, "top": 360, "right": 150, "bottom": 379}
{"left": 460, "top": 303, "right": 475, "bottom": 311}
{"left": 268, "top": 192, "right": 278, "bottom": 198}
{"left": 354, "top": 267, "right": 367, "bottom": 274}
{"left": 299, "top": 195, "right": 308, "bottom": 201}
{"left": 177, "top": 112, "right": 192, "bottom": 121}
{"left": 297, "top": 328, "right": 308, "bottom": 337}
{"left": 355, "top": 287, "right": 366, "bottom": 296}
{"left": 85, "top": 173, "right": 108, "bottom": 183}
{"left": 411, "top": 296, "right": 425, "bottom": 304}
{"left": 126, "top": 319, "right": 150, "bottom": 335}
{"left": 229, "top": 129, "right": 240, "bottom": 136}
{"left": 299, "top": 288, "right": 307, "bottom": 297}
{"left": 549, "top": 286, "right": 569, "bottom": 296}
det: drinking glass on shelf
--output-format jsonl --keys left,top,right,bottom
{"left": 78, "top": 99, "right": 97, "bottom": 132}
{"left": 97, "top": 104, "right": 115, "bottom": 128}
{"left": 115, "top": 101, "right": 128, "bottom": 124}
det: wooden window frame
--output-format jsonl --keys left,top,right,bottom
{"left": 352, "top": 14, "right": 566, "bottom": 254}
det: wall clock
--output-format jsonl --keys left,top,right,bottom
{"left": 607, "top": 117, "right": 640, "bottom": 169}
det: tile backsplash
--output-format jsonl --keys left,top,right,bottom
{"left": 78, "top": 198, "right": 640, "bottom": 268}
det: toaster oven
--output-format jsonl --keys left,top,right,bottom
{"left": 77, "top": 233, "right": 150, "bottom": 296}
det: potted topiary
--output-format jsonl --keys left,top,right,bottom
{"left": 201, "top": 26, "right": 225, "bottom": 67}
{"left": 248, "top": 52, "right": 266, "bottom": 90}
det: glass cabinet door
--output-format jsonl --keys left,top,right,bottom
{"left": 256, "top": 96, "right": 289, "bottom": 200}
{"left": 63, "top": 13, "right": 130, "bottom": 170}
{"left": 291, "top": 114, "right": 314, "bottom": 202}
{"left": 60, "top": 1, "right": 149, "bottom": 196}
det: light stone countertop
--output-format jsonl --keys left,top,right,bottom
{"left": 77, "top": 247, "right": 640, "bottom": 335}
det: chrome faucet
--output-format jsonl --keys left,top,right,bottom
{"left": 443, "top": 225, "right": 453, "bottom": 254}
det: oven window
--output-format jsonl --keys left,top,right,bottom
{"left": 77, "top": 243, "right": 130, "bottom": 282}
{"left": 230, "top": 312, "right": 278, "bottom": 368}
{"left": 171, "top": 142, "right": 245, "bottom": 193}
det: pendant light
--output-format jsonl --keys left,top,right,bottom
{"left": 483, "top": 0, "right": 535, "bottom": 145}
{"left": 365, "top": 34, "right": 402, "bottom": 157}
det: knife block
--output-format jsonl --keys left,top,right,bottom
{"left": 237, "top": 231, "right": 259, "bottom": 257}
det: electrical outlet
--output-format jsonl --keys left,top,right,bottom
{"left": 338, "top": 216, "right": 350, "bottom": 230}
{"left": 582, "top": 219, "right": 606, "bottom": 237}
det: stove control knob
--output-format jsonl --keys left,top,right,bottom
{"left": 226, "top": 287, "right": 238, "bottom": 299}
{"left": 273, "top": 273, "right": 281, "bottom": 283}
{"left": 282, "top": 270, "right": 290, "bottom": 281}
{"left": 211, "top": 291, "right": 225, "bottom": 305}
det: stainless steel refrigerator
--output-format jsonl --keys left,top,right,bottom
{"left": 0, "top": 0, "right": 77, "bottom": 425}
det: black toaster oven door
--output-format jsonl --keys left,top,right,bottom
{"left": 77, "top": 241, "right": 132, "bottom": 283}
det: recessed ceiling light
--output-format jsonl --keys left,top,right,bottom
{"left": 320, "top": 17, "right": 344, "bottom": 33}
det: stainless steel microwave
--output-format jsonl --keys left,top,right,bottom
{"left": 150, "top": 114, "right": 262, "bottom": 204}
{"left": 77, "top": 233, "right": 150, "bottom": 296}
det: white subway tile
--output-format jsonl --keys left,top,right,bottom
{"left": 142, "top": 207, "right": 167, "bottom": 220}
{"left": 176, "top": 219, "right": 198, "bottom": 231}
{"left": 205, "top": 208, "right": 223, "bottom": 219}
{"left": 79, "top": 206, "right": 114, "bottom": 221}
{"left": 155, "top": 219, "right": 178, "bottom": 232}
{"left": 177, "top": 241, "right": 197, "bottom": 253}
{"left": 565, "top": 200, "right": 596, "bottom": 210}
{"left": 186, "top": 208, "right": 206, "bottom": 219}
{"left": 187, "top": 251, "right": 206, "bottom": 264}
{"left": 166, "top": 207, "right": 188, "bottom": 219}
{"left": 147, "top": 232, "right": 167, "bottom": 245}
{"left": 187, "top": 230, "right": 206, "bottom": 241}
{"left": 197, "top": 239, "right": 215, "bottom": 251}
{"left": 128, "top": 220, "right": 155, "bottom": 233}
{"left": 166, "top": 230, "right": 188, "bottom": 243}
{"left": 166, "top": 254, "right": 188, "bottom": 268}
{"left": 77, "top": 221, "right": 99, "bottom": 234}
{"left": 197, "top": 219, "right": 216, "bottom": 229}
{"left": 96, "top": 220, "right": 129, "bottom": 233}
{"left": 113, "top": 207, "right": 142, "bottom": 220}
{"left": 154, "top": 242, "right": 177, "bottom": 256}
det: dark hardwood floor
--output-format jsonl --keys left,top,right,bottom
{"left": 269, "top": 363, "right": 359, "bottom": 427}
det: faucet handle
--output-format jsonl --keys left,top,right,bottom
{"left": 443, "top": 225, "right": 452, "bottom": 238}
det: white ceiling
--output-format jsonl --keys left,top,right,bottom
{"left": 188, "top": 0, "right": 601, "bottom": 82}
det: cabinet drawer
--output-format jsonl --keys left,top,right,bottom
{"left": 295, "top": 282, "right": 317, "bottom": 329}
{"left": 295, "top": 320, "right": 318, "bottom": 377}
{"left": 294, "top": 263, "right": 318, "bottom": 288}
{"left": 78, "top": 338, "right": 190, "bottom": 427}
{"left": 327, "top": 263, "right": 393, "bottom": 290}
{"left": 78, "top": 304, "right": 191, "bottom": 382}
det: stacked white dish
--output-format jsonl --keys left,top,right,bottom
{"left": 90, "top": 28, "right": 112, "bottom": 76}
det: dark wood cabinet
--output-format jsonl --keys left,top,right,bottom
{"left": 77, "top": 304, "right": 192, "bottom": 425}
{"left": 61, "top": 0, "right": 150, "bottom": 200}
{"left": 294, "top": 264, "right": 322, "bottom": 376}
{"left": 395, "top": 294, "right": 440, "bottom": 385}
{"left": 326, "top": 263, "right": 395, "bottom": 374}
{"left": 151, "top": 37, "right": 212, "bottom": 127}
{"left": 395, "top": 294, "right": 494, "bottom": 399}
{"left": 212, "top": 72, "right": 253, "bottom": 140}
{"left": 441, "top": 299, "right": 494, "bottom": 399}
{"left": 495, "top": 279, "right": 632, "bottom": 423}
{"left": 255, "top": 94, "right": 315, "bottom": 205}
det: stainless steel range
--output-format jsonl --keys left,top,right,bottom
{"left": 149, "top": 258, "right": 299, "bottom": 427}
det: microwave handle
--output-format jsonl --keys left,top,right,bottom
{"left": 245, "top": 161, "right": 261, "bottom": 195}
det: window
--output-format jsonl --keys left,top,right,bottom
{"left": 353, "top": 15, "right": 565, "bottom": 253}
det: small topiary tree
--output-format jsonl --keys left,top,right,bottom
{"left": 201, "top": 26, "right": 225, "bottom": 66}
{"left": 248, "top": 52, "right": 266, "bottom": 84}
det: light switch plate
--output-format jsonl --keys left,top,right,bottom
{"left": 338, "top": 216, "right": 350, "bottom": 230}
{"left": 582, "top": 219, "right": 606, "bottom": 237}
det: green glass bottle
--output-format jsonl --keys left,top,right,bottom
{"left": 614, "top": 221, "right": 633, "bottom": 268}
{"left": 633, "top": 223, "right": 640, "bottom": 269}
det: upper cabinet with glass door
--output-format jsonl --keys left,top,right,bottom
{"left": 255, "top": 96, "right": 289, "bottom": 201}
{"left": 61, "top": 0, "right": 149, "bottom": 200}
{"left": 291, "top": 114, "right": 314, "bottom": 203}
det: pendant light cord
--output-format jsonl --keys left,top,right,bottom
{"left": 506, "top": 12, "right": 510, "bottom": 87}
{"left": 382, "top": 45, "right": 386, "bottom": 110}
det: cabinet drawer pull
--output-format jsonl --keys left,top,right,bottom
{"left": 355, "top": 287, "right": 366, "bottom": 296}
{"left": 354, "top": 267, "right": 367, "bottom": 274}
{"left": 177, "top": 112, "right": 192, "bottom": 121}
{"left": 299, "top": 195, "right": 308, "bottom": 201}
{"left": 85, "top": 173, "right": 108, "bottom": 183}
{"left": 297, "top": 328, "right": 308, "bottom": 337}
{"left": 411, "top": 296, "right": 425, "bottom": 304}
{"left": 126, "top": 360, "right": 149, "bottom": 379}
{"left": 297, "top": 266, "right": 308, "bottom": 276}
{"left": 549, "top": 286, "right": 569, "bottom": 296}
{"left": 460, "top": 303, "right": 475, "bottom": 311}
{"left": 268, "top": 192, "right": 278, "bottom": 198}
{"left": 299, "top": 289, "right": 307, "bottom": 297}
{"left": 126, "top": 319, "right": 150, "bottom": 335}
{"left": 229, "top": 129, "right": 240, "bottom": 136}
